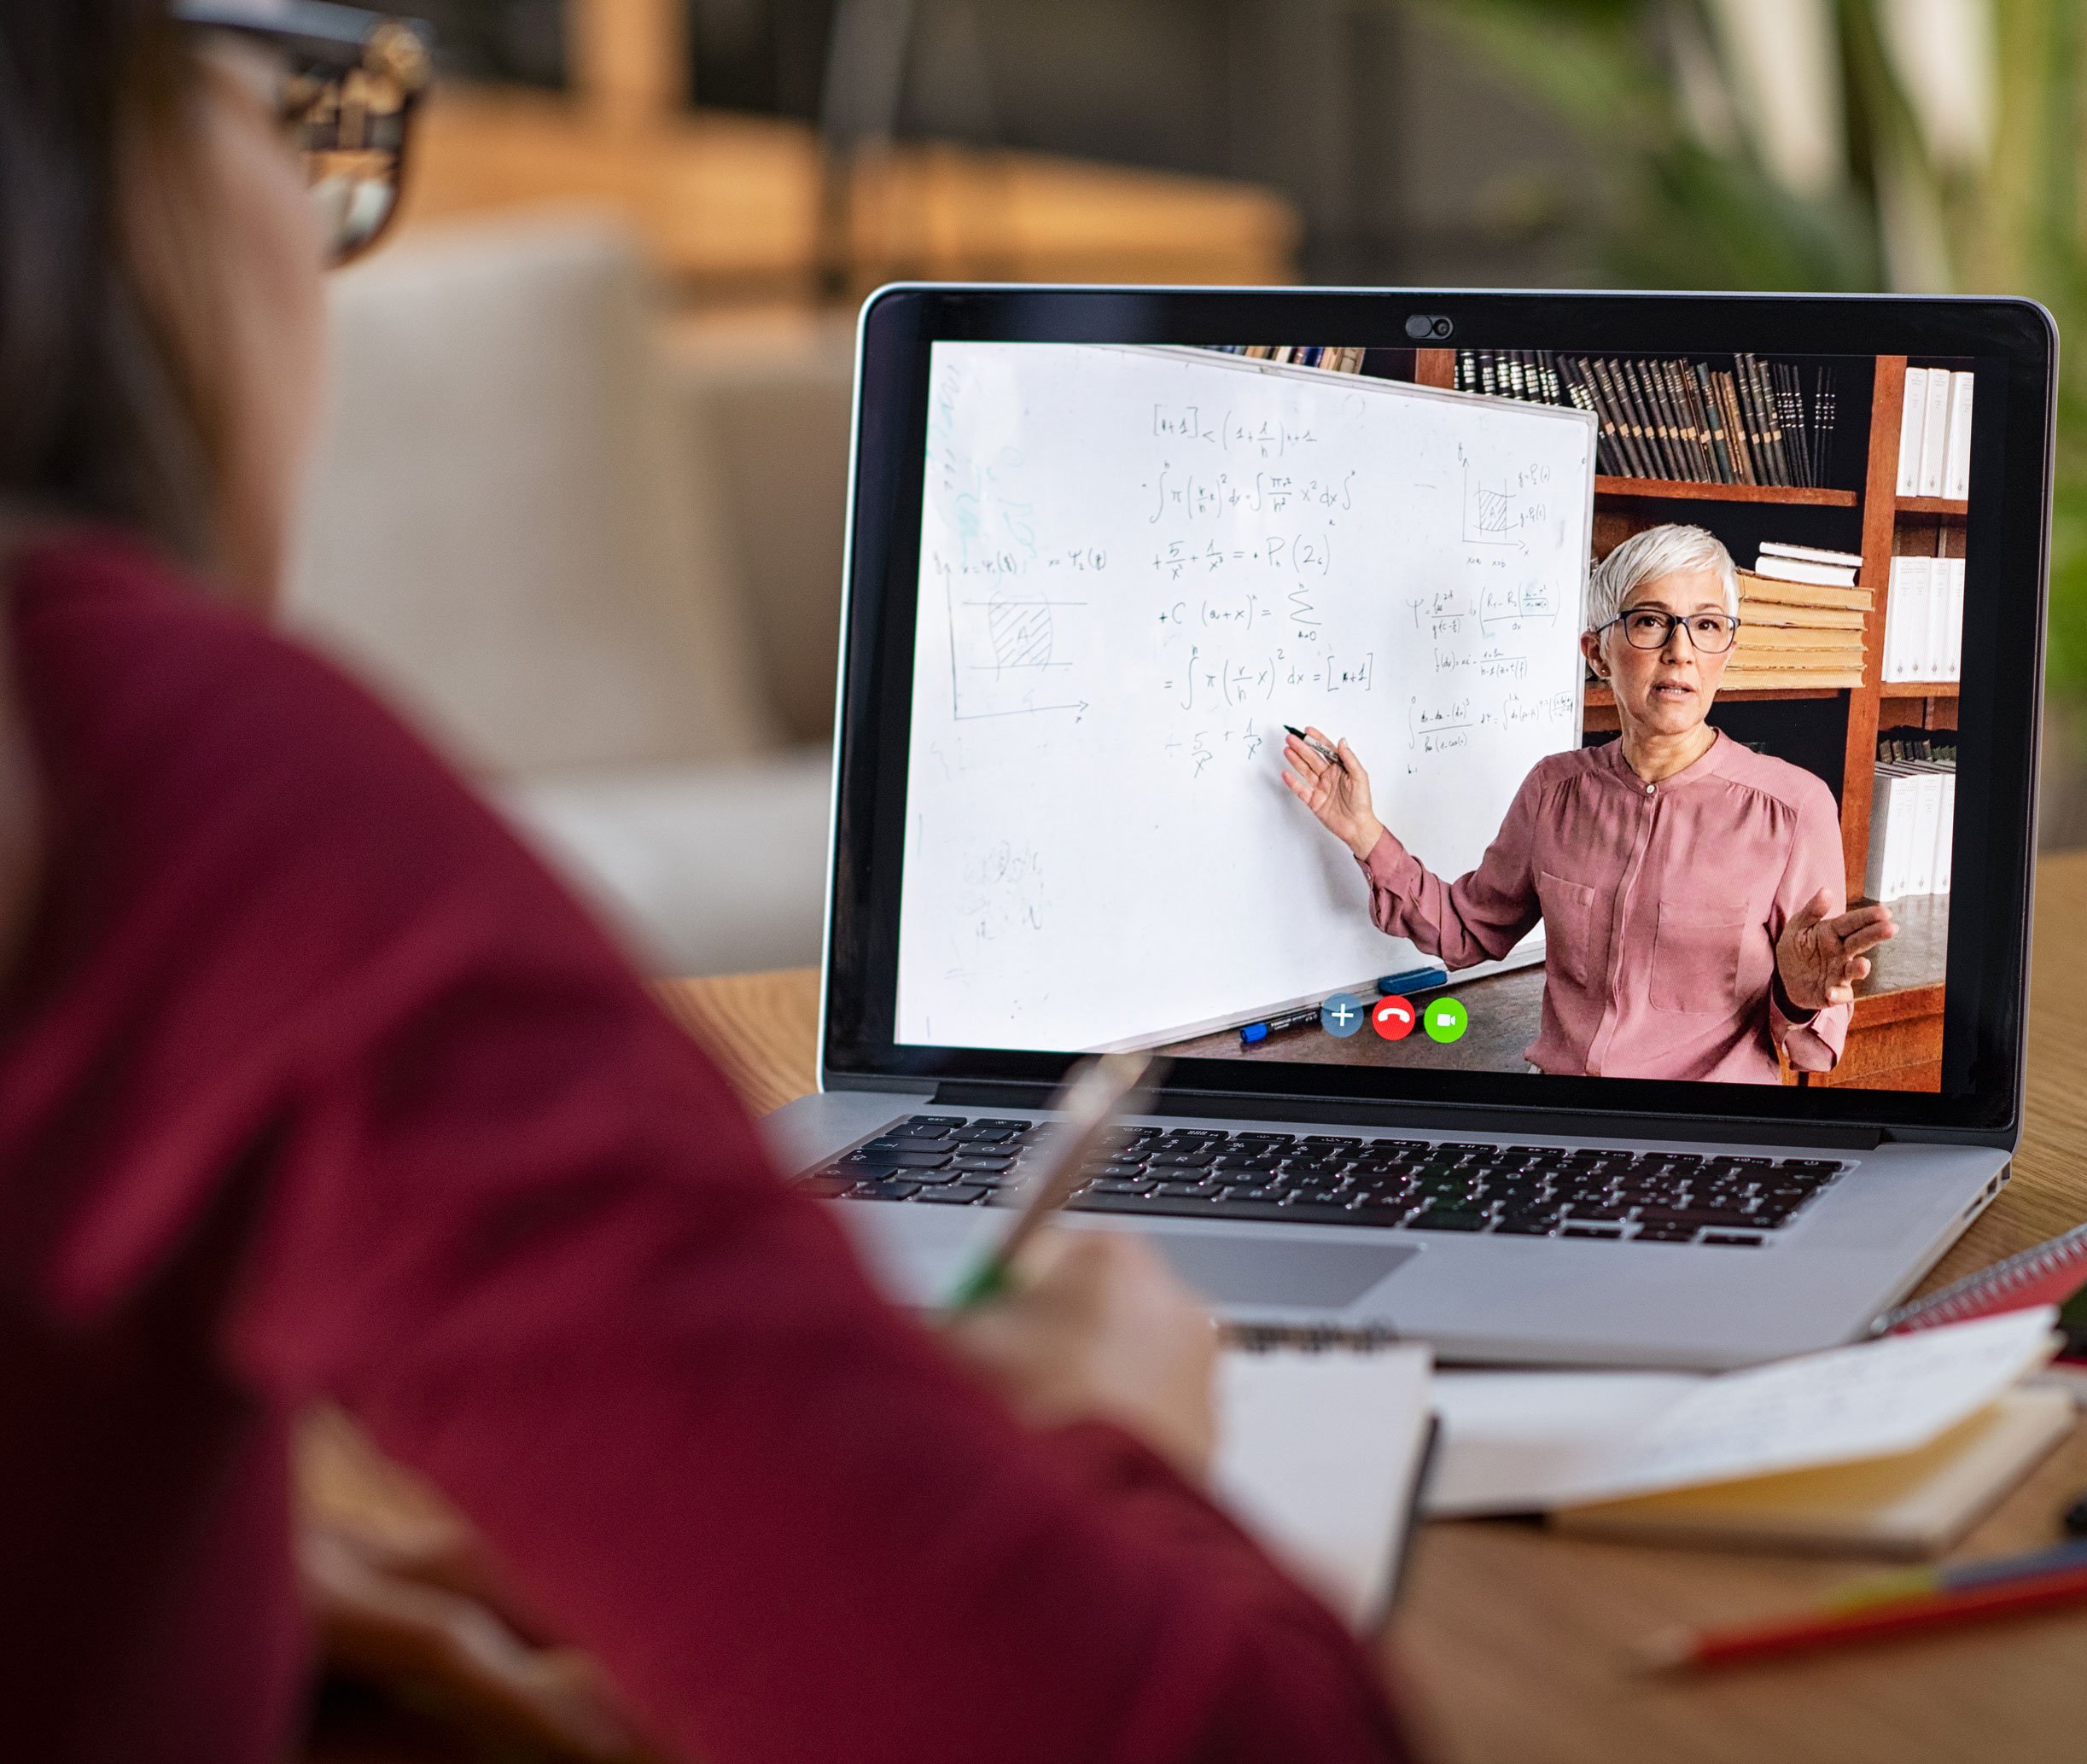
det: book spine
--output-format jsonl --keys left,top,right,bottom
{"left": 1631, "top": 360, "right": 1677, "bottom": 478}
{"left": 1694, "top": 364, "right": 1732, "bottom": 483}
{"left": 1898, "top": 367, "right": 1928, "bottom": 496}
{"left": 1779, "top": 363, "right": 1810, "bottom": 487}
{"left": 1865, "top": 767, "right": 1896, "bottom": 901}
{"left": 1563, "top": 359, "right": 1615, "bottom": 473}
{"left": 1817, "top": 369, "right": 1838, "bottom": 487}
{"left": 1944, "top": 556, "right": 1964, "bottom": 681}
{"left": 1928, "top": 768, "right": 1944, "bottom": 893}
{"left": 1883, "top": 556, "right": 1904, "bottom": 682}
{"left": 1592, "top": 359, "right": 1646, "bottom": 478}
{"left": 1919, "top": 366, "right": 1950, "bottom": 496}
{"left": 1613, "top": 360, "right": 1659, "bottom": 479}
{"left": 1944, "top": 370, "right": 1975, "bottom": 500}
{"left": 1717, "top": 371, "right": 1756, "bottom": 485}
{"left": 1664, "top": 362, "right": 1701, "bottom": 480}
{"left": 1750, "top": 355, "right": 1790, "bottom": 486}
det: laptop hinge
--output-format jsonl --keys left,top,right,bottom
{"left": 930, "top": 1081, "right": 1885, "bottom": 1150}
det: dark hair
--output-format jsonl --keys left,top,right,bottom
{"left": 0, "top": 0, "right": 219, "bottom": 562}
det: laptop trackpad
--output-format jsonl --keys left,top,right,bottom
{"left": 1146, "top": 1231, "right": 1418, "bottom": 1310}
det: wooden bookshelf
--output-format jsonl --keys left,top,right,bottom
{"left": 1410, "top": 343, "right": 1958, "bottom": 1086}
{"left": 1596, "top": 476, "right": 1857, "bottom": 508}
{"left": 1415, "top": 346, "right": 1958, "bottom": 897}
{"left": 1582, "top": 684, "right": 1842, "bottom": 708}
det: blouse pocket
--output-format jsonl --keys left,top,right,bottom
{"left": 1649, "top": 899, "right": 1752, "bottom": 1015}
{"left": 1535, "top": 870, "right": 1600, "bottom": 988}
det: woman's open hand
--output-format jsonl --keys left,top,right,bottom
{"left": 1775, "top": 889, "right": 1898, "bottom": 1013}
{"left": 1280, "top": 727, "right": 1385, "bottom": 860}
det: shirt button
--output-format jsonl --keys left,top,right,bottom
{"left": 1645, "top": 783, "right": 1655, "bottom": 795}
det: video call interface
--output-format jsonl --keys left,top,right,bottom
{"left": 893, "top": 340, "right": 1975, "bottom": 1093}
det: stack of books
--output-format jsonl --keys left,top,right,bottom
{"left": 1882, "top": 554, "right": 1965, "bottom": 683}
{"left": 1866, "top": 731, "right": 1956, "bottom": 902}
{"left": 1725, "top": 542, "right": 1869, "bottom": 690}
{"left": 1898, "top": 367, "right": 1974, "bottom": 501}
{"left": 1454, "top": 349, "right": 1838, "bottom": 489}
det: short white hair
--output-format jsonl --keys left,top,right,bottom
{"left": 1587, "top": 523, "right": 1739, "bottom": 632}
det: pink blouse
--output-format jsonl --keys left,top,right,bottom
{"left": 1356, "top": 733, "right": 1849, "bottom": 1082}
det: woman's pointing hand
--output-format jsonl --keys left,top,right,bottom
{"left": 1281, "top": 726, "right": 1385, "bottom": 860}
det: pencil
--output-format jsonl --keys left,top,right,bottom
{"left": 1635, "top": 1559, "right": 2087, "bottom": 1673}
{"left": 942, "top": 1051, "right": 1156, "bottom": 1311}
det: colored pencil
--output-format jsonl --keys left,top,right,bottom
{"left": 1636, "top": 1557, "right": 2087, "bottom": 1673}
{"left": 942, "top": 1051, "right": 1156, "bottom": 1311}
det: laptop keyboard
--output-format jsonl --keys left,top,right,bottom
{"left": 798, "top": 1117, "right": 1849, "bottom": 1246}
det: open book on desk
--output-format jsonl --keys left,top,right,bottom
{"left": 1213, "top": 1338, "right": 1436, "bottom": 1631}
{"left": 1424, "top": 1310, "right": 2065, "bottom": 1557}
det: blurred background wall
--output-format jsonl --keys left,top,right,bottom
{"left": 289, "top": 0, "right": 2087, "bottom": 975}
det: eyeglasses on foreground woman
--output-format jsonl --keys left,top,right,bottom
{"left": 172, "top": 1, "right": 433, "bottom": 265}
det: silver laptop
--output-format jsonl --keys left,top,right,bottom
{"left": 767, "top": 287, "right": 2054, "bottom": 1371}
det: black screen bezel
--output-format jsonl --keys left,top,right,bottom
{"left": 825, "top": 287, "right": 2055, "bottom": 1148}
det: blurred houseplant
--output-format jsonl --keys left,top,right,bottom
{"left": 1412, "top": 0, "right": 2087, "bottom": 711}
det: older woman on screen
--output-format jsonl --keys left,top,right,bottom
{"left": 1281, "top": 523, "right": 1896, "bottom": 1082}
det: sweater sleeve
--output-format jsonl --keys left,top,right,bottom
{"left": 226, "top": 940, "right": 1411, "bottom": 1764}
{"left": 17, "top": 562, "right": 1410, "bottom": 1764}
{"left": 1354, "top": 766, "right": 1545, "bottom": 969}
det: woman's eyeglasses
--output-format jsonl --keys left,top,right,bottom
{"left": 172, "top": 3, "right": 434, "bottom": 267}
{"left": 1597, "top": 608, "right": 1743, "bottom": 655}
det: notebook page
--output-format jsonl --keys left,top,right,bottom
{"left": 1431, "top": 1310, "right": 2055, "bottom": 1515}
{"left": 1212, "top": 1343, "right": 1433, "bottom": 1631}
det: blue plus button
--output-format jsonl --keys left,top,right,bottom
{"left": 1320, "top": 992, "right": 1367, "bottom": 1038}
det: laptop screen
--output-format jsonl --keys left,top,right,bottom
{"left": 888, "top": 338, "right": 1986, "bottom": 1099}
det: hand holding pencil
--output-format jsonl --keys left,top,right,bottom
{"left": 938, "top": 1052, "right": 1221, "bottom": 1481}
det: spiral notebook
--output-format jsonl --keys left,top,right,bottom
{"left": 1874, "top": 1221, "right": 2087, "bottom": 1336}
{"left": 1213, "top": 1334, "right": 1436, "bottom": 1633}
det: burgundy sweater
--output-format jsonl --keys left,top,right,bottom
{"left": 0, "top": 537, "right": 1409, "bottom": 1763}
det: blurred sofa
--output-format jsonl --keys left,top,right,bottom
{"left": 285, "top": 213, "right": 854, "bottom": 975}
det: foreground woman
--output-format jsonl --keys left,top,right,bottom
{"left": 0, "top": 3, "right": 1409, "bottom": 1758}
{"left": 1283, "top": 523, "right": 1895, "bottom": 1081}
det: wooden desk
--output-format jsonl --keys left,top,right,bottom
{"left": 659, "top": 850, "right": 2087, "bottom": 1764}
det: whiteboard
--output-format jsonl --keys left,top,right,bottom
{"left": 894, "top": 344, "right": 1595, "bottom": 1052}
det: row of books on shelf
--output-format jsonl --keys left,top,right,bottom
{"left": 1897, "top": 367, "right": 1974, "bottom": 502}
{"left": 1457, "top": 349, "right": 1835, "bottom": 490}
{"left": 1882, "top": 554, "right": 1964, "bottom": 684}
{"left": 1864, "top": 732, "right": 1956, "bottom": 903}
{"left": 1724, "top": 542, "right": 1868, "bottom": 690}
{"left": 1210, "top": 345, "right": 1367, "bottom": 373}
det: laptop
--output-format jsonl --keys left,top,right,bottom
{"left": 765, "top": 287, "right": 2055, "bottom": 1371}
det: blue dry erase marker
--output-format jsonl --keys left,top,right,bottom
{"left": 1240, "top": 1006, "right": 1323, "bottom": 1046}
{"left": 1378, "top": 966, "right": 1450, "bottom": 997}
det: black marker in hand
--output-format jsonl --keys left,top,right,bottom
{"left": 1283, "top": 725, "right": 1342, "bottom": 767}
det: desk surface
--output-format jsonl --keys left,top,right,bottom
{"left": 657, "top": 851, "right": 2087, "bottom": 1764}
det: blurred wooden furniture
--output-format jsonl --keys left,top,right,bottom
{"left": 399, "top": 0, "right": 1301, "bottom": 294}
{"left": 656, "top": 847, "right": 2087, "bottom": 1764}
{"left": 291, "top": 221, "right": 844, "bottom": 979}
